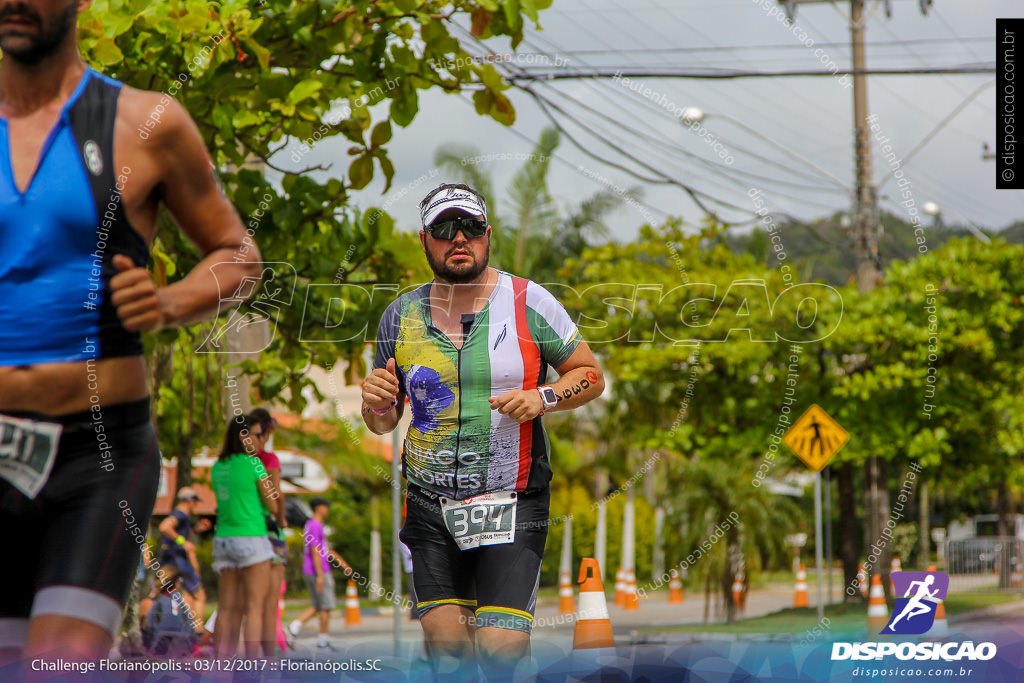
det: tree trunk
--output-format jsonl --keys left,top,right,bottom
{"left": 176, "top": 348, "right": 195, "bottom": 490}
{"left": 836, "top": 462, "right": 861, "bottom": 602}
{"left": 997, "top": 481, "right": 1013, "bottom": 588}
{"left": 875, "top": 458, "right": 893, "bottom": 603}
{"left": 918, "top": 479, "right": 929, "bottom": 567}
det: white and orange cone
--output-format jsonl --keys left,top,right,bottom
{"left": 732, "top": 569, "right": 745, "bottom": 609}
{"left": 559, "top": 569, "right": 575, "bottom": 615}
{"left": 345, "top": 579, "right": 362, "bottom": 626}
{"left": 614, "top": 566, "right": 626, "bottom": 607}
{"left": 623, "top": 568, "right": 640, "bottom": 611}
{"left": 793, "top": 564, "right": 809, "bottom": 608}
{"left": 890, "top": 556, "right": 902, "bottom": 591}
{"left": 573, "top": 558, "right": 614, "bottom": 650}
{"left": 867, "top": 574, "right": 889, "bottom": 634}
{"left": 858, "top": 563, "right": 868, "bottom": 598}
{"left": 668, "top": 569, "right": 684, "bottom": 604}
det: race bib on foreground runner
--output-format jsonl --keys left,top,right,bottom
{"left": 439, "top": 492, "right": 517, "bottom": 550}
{"left": 0, "top": 415, "right": 61, "bottom": 499}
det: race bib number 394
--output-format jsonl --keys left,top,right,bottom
{"left": 0, "top": 415, "right": 61, "bottom": 499}
{"left": 440, "top": 492, "right": 517, "bottom": 551}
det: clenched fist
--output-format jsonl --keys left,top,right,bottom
{"left": 489, "top": 388, "right": 544, "bottom": 423}
{"left": 110, "top": 254, "right": 165, "bottom": 332}
{"left": 362, "top": 357, "right": 400, "bottom": 412}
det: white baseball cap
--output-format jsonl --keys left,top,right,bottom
{"left": 419, "top": 184, "right": 488, "bottom": 227}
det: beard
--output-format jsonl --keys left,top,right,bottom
{"left": 425, "top": 240, "right": 490, "bottom": 284}
{"left": 0, "top": 1, "right": 77, "bottom": 65}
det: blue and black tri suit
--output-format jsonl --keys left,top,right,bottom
{"left": 0, "top": 68, "right": 161, "bottom": 643}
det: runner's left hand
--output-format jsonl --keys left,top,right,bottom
{"left": 110, "top": 254, "right": 166, "bottom": 332}
{"left": 489, "top": 389, "right": 544, "bottom": 423}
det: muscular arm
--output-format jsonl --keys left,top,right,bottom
{"left": 490, "top": 341, "right": 605, "bottom": 422}
{"left": 157, "top": 515, "right": 180, "bottom": 541}
{"left": 546, "top": 341, "right": 605, "bottom": 412}
{"left": 112, "top": 92, "right": 261, "bottom": 331}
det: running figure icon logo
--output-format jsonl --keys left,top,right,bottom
{"left": 881, "top": 571, "right": 949, "bottom": 635}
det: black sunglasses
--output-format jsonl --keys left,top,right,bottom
{"left": 426, "top": 217, "right": 487, "bottom": 240}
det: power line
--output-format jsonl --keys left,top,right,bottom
{"left": 520, "top": 36, "right": 990, "bottom": 58}
{"left": 503, "top": 65, "right": 994, "bottom": 82}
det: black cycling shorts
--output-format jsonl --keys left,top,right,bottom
{"left": 399, "top": 484, "right": 549, "bottom": 633}
{"left": 0, "top": 398, "right": 159, "bottom": 644}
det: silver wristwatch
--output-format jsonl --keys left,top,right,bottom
{"left": 538, "top": 386, "right": 559, "bottom": 409}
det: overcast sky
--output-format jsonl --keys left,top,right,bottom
{"left": 288, "top": 0, "right": 1021, "bottom": 243}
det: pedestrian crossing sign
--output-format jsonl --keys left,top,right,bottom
{"left": 783, "top": 404, "right": 849, "bottom": 471}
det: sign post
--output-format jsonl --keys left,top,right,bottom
{"left": 783, "top": 404, "right": 850, "bottom": 623}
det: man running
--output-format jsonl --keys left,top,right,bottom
{"left": 0, "top": 0, "right": 259, "bottom": 664}
{"left": 157, "top": 487, "right": 206, "bottom": 627}
{"left": 361, "top": 183, "right": 605, "bottom": 676}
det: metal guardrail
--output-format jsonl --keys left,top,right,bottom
{"left": 944, "top": 536, "right": 1023, "bottom": 592}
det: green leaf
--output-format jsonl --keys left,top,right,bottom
{"left": 91, "top": 37, "right": 124, "bottom": 65}
{"left": 257, "top": 370, "right": 288, "bottom": 399}
{"left": 390, "top": 90, "right": 418, "bottom": 128}
{"left": 520, "top": 0, "right": 538, "bottom": 23}
{"left": 242, "top": 37, "right": 271, "bottom": 71}
{"left": 376, "top": 152, "right": 395, "bottom": 193}
{"left": 349, "top": 154, "right": 374, "bottom": 190}
{"left": 288, "top": 79, "right": 323, "bottom": 105}
{"left": 370, "top": 120, "right": 392, "bottom": 148}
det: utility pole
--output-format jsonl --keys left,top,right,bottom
{"left": 783, "top": 0, "right": 933, "bottom": 603}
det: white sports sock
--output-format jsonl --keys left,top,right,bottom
{"left": 288, "top": 619, "right": 302, "bottom": 636}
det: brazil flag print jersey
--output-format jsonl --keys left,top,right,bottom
{"left": 374, "top": 272, "right": 582, "bottom": 500}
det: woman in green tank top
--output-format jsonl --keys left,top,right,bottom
{"left": 210, "top": 415, "right": 279, "bottom": 658}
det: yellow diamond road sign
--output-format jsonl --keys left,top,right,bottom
{"left": 783, "top": 404, "right": 849, "bottom": 471}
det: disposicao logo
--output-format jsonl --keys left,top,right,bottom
{"left": 831, "top": 570, "right": 997, "bottom": 663}
{"left": 881, "top": 570, "right": 949, "bottom": 635}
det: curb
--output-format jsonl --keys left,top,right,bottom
{"left": 948, "top": 597, "right": 1024, "bottom": 625}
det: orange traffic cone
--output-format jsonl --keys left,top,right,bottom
{"left": 732, "top": 569, "right": 744, "bottom": 609}
{"left": 925, "top": 566, "right": 948, "bottom": 637}
{"left": 623, "top": 568, "right": 640, "bottom": 610}
{"left": 858, "top": 563, "right": 868, "bottom": 598}
{"left": 867, "top": 574, "right": 889, "bottom": 634}
{"left": 1014, "top": 564, "right": 1023, "bottom": 590}
{"left": 668, "top": 569, "right": 684, "bottom": 604}
{"left": 573, "top": 558, "right": 614, "bottom": 650}
{"left": 890, "top": 555, "right": 902, "bottom": 591}
{"left": 559, "top": 569, "right": 575, "bottom": 615}
{"left": 793, "top": 564, "right": 809, "bottom": 608}
{"left": 345, "top": 579, "right": 362, "bottom": 626}
{"left": 614, "top": 566, "right": 626, "bottom": 607}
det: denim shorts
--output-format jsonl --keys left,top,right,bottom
{"left": 212, "top": 536, "right": 274, "bottom": 571}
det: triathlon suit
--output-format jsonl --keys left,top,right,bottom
{"left": 160, "top": 510, "right": 203, "bottom": 594}
{"left": 0, "top": 68, "right": 159, "bottom": 644}
{"left": 379, "top": 271, "right": 583, "bottom": 633}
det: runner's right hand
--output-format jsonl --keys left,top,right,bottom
{"left": 316, "top": 575, "right": 324, "bottom": 593}
{"left": 362, "top": 358, "right": 399, "bottom": 411}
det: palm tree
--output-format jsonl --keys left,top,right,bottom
{"left": 666, "top": 455, "right": 800, "bottom": 624}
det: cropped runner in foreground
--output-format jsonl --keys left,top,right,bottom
{"left": 0, "top": 0, "right": 259, "bottom": 665}
{"left": 361, "top": 183, "right": 604, "bottom": 678}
